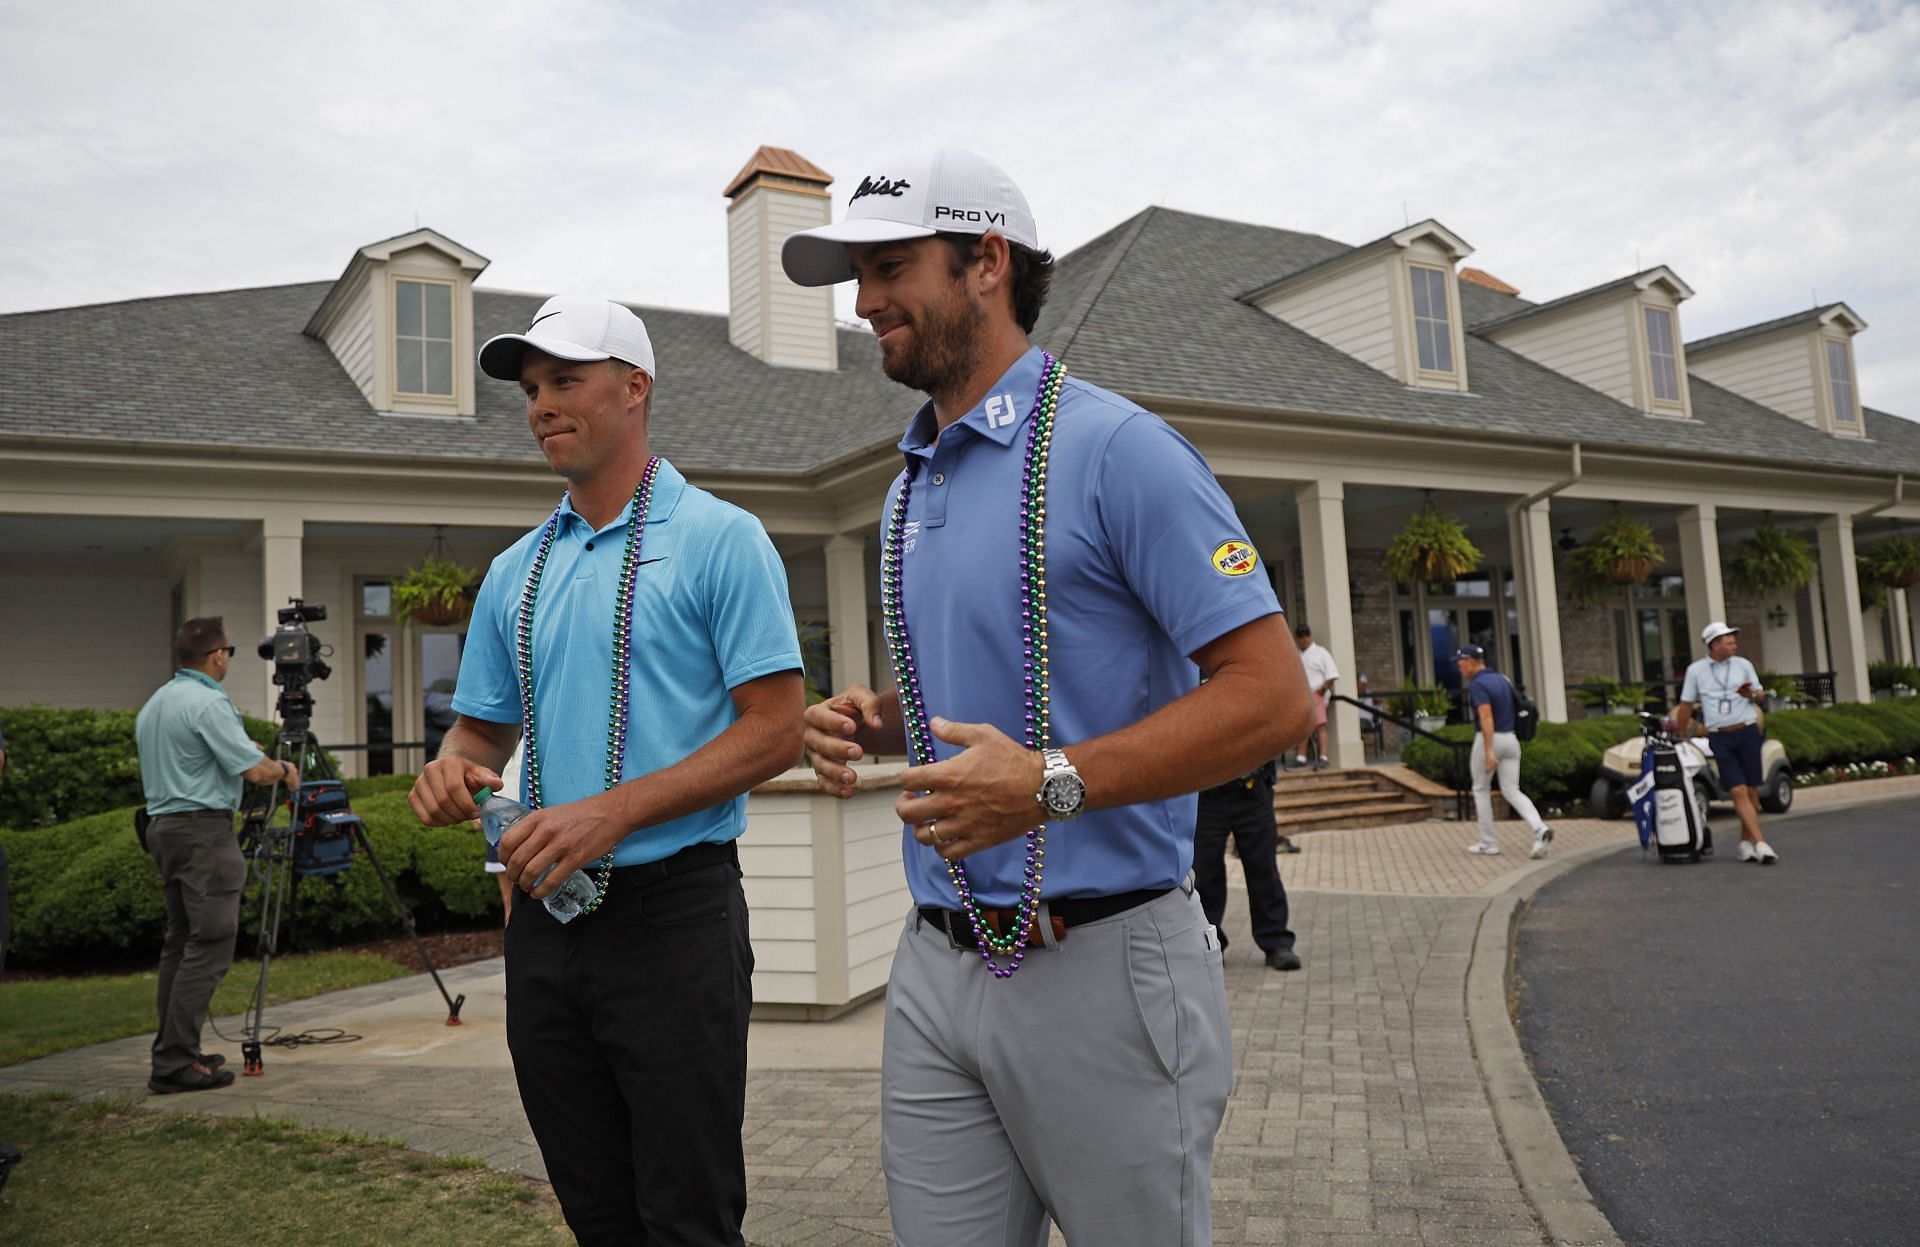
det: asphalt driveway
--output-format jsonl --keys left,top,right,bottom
{"left": 1513, "top": 799, "right": 1920, "bottom": 1247}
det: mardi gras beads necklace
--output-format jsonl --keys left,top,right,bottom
{"left": 514, "top": 455, "right": 662, "bottom": 919}
{"left": 880, "top": 355, "right": 1065, "bottom": 978}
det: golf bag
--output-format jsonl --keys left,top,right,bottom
{"left": 1629, "top": 715, "right": 1708, "bottom": 863}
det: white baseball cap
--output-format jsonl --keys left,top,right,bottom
{"left": 479, "top": 295, "right": 656, "bottom": 381}
{"left": 1701, "top": 621, "right": 1740, "bottom": 645}
{"left": 780, "top": 149, "right": 1041, "bottom": 287}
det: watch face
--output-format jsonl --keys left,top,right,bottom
{"left": 1043, "top": 772, "right": 1085, "bottom": 814}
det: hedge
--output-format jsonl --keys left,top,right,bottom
{"left": 1404, "top": 701, "right": 1920, "bottom": 805}
{"left": 0, "top": 704, "right": 330, "bottom": 831}
{"left": 0, "top": 775, "right": 497, "bottom": 967}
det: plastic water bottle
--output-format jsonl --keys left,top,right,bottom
{"left": 473, "top": 788, "right": 600, "bottom": 924}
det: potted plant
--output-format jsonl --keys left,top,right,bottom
{"left": 1726, "top": 521, "right": 1818, "bottom": 597}
{"left": 1384, "top": 510, "right": 1482, "bottom": 586}
{"left": 1570, "top": 513, "right": 1664, "bottom": 586}
{"left": 1859, "top": 536, "right": 1920, "bottom": 589}
{"left": 1403, "top": 683, "right": 1452, "bottom": 734}
{"left": 1573, "top": 677, "right": 1649, "bottom": 717}
{"left": 393, "top": 557, "right": 482, "bottom": 627}
{"left": 1758, "top": 669, "right": 1806, "bottom": 712}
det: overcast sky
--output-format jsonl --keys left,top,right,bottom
{"left": 4, "top": 0, "right": 1916, "bottom": 417}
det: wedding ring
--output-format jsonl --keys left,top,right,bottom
{"left": 929, "top": 821, "right": 945, "bottom": 845}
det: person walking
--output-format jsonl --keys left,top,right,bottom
{"left": 1456, "top": 644, "right": 1553, "bottom": 858}
{"left": 408, "top": 295, "right": 804, "bottom": 1246}
{"left": 136, "top": 617, "right": 299, "bottom": 1094}
{"left": 786, "top": 148, "right": 1312, "bottom": 1246}
{"left": 1193, "top": 759, "right": 1302, "bottom": 971}
{"left": 1675, "top": 622, "right": 1777, "bottom": 864}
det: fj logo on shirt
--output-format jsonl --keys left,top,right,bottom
{"left": 1211, "top": 540, "right": 1257, "bottom": 577}
{"left": 984, "top": 393, "right": 1018, "bottom": 428}
{"left": 851, "top": 175, "right": 910, "bottom": 202}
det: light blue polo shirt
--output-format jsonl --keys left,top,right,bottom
{"left": 891, "top": 348, "right": 1282, "bottom": 907}
{"left": 135, "top": 669, "right": 266, "bottom": 815}
{"left": 452, "top": 458, "right": 802, "bottom": 866}
{"left": 1680, "top": 655, "right": 1761, "bottom": 730}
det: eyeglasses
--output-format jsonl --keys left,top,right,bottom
{"left": 204, "top": 645, "right": 237, "bottom": 658}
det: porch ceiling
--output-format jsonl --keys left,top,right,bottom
{"left": 0, "top": 514, "right": 252, "bottom": 557}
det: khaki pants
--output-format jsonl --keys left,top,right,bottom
{"left": 147, "top": 810, "right": 246, "bottom": 1078}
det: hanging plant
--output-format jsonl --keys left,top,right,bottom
{"left": 1570, "top": 514, "right": 1664, "bottom": 585}
{"left": 393, "top": 557, "right": 482, "bottom": 626}
{"left": 1384, "top": 510, "right": 1482, "bottom": 585}
{"left": 1859, "top": 536, "right": 1920, "bottom": 589}
{"left": 1725, "top": 521, "right": 1817, "bottom": 596}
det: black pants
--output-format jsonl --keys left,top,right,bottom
{"left": 505, "top": 841, "right": 753, "bottom": 1247}
{"left": 1193, "top": 779, "right": 1295, "bottom": 955}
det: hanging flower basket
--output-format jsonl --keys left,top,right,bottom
{"left": 393, "top": 557, "right": 481, "bottom": 627}
{"left": 1605, "top": 557, "right": 1655, "bottom": 585}
{"left": 1860, "top": 536, "right": 1920, "bottom": 589}
{"left": 1384, "top": 510, "right": 1482, "bottom": 585}
{"left": 1726, "top": 521, "right": 1818, "bottom": 596}
{"left": 1570, "top": 514, "right": 1664, "bottom": 588}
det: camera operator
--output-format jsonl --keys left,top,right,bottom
{"left": 135, "top": 616, "right": 297, "bottom": 1094}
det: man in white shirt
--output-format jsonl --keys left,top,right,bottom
{"left": 1674, "top": 622, "right": 1777, "bottom": 864}
{"left": 1293, "top": 625, "right": 1339, "bottom": 770}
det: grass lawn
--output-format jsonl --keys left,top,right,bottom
{"left": 0, "top": 1093, "right": 570, "bottom": 1245}
{"left": 0, "top": 952, "right": 410, "bottom": 1068}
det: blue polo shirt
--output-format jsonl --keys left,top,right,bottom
{"left": 135, "top": 669, "right": 265, "bottom": 814}
{"left": 1467, "top": 668, "right": 1517, "bottom": 733}
{"left": 452, "top": 458, "right": 802, "bottom": 866}
{"left": 891, "top": 348, "right": 1282, "bottom": 907}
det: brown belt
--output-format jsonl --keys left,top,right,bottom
{"left": 1708, "top": 722, "right": 1758, "bottom": 733}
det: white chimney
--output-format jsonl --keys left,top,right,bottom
{"left": 724, "top": 146, "right": 838, "bottom": 370}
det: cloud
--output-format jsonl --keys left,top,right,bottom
{"left": 2, "top": 0, "right": 1915, "bottom": 415}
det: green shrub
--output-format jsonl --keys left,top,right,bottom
{"left": 0, "top": 786, "right": 495, "bottom": 967}
{"left": 1403, "top": 715, "right": 1643, "bottom": 807}
{"left": 0, "top": 704, "right": 314, "bottom": 831}
{"left": 1761, "top": 702, "right": 1919, "bottom": 771}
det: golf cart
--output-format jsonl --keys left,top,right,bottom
{"left": 1588, "top": 722, "right": 1793, "bottom": 820}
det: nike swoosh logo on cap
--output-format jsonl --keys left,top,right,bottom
{"left": 528, "top": 310, "right": 564, "bottom": 329}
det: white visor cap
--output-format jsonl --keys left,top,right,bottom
{"left": 781, "top": 149, "right": 1040, "bottom": 287}
{"left": 479, "top": 295, "right": 656, "bottom": 382}
{"left": 1700, "top": 621, "right": 1740, "bottom": 645}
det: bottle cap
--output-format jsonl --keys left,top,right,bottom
{"left": 472, "top": 787, "right": 493, "bottom": 804}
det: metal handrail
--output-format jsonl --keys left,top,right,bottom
{"left": 1327, "top": 693, "right": 1473, "bottom": 821}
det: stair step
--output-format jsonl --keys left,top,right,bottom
{"left": 1270, "top": 789, "right": 1401, "bottom": 811}
{"left": 1272, "top": 800, "right": 1434, "bottom": 830}
{"left": 1270, "top": 772, "right": 1374, "bottom": 790}
{"left": 1269, "top": 778, "right": 1377, "bottom": 796}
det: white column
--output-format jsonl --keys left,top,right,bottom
{"left": 1676, "top": 505, "right": 1726, "bottom": 655}
{"left": 1510, "top": 501, "right": 1569, "bottom": 722}
{"left": 261, "top": 512, "right": 304, "bottom": 712}
{"left": 1816, "top": 514, "right": 1870, "bottom": 703}
{"left": 1889, "top": 587, "right": 1914, "bottom": 666}
{"left": 1296, "top": 480, "right": 1364, "bottom": 768}
{"left": 824, "top": 534, "right": 871, "bottom": 694}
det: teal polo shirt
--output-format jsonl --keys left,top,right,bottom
{"left": 135, "top": 670, "right": 265, "bottom": 815}
{"left": 889, "top": 348, "right": 1282, "bottom": 907}
{"left": 452, "top": 458, "right": 803, "bottom": 866}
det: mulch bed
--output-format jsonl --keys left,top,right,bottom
{"left": 351, "top": 926, "right": 505, "bottom": 973}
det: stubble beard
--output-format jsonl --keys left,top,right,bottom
{"left": 880, "top": 286, "right": 988, "bottom": 401}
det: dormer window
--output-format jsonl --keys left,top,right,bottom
{"left": 1826, "top": 338, "right": 1857, "bottom": 424}
{"left": 1410, "top": 265, "right": 1454, "bottom": 373}
{"left": 1644, "top": 307, "right": 1681, "bottom": 404}
{"left": 395, "top": 278, "right": 455, "bottom": 398}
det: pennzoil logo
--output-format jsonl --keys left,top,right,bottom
{"left": 1211, "top": 540, "right": 1257, "bottom": 577}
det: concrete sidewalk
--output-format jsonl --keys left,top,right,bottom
{"left": 4, "top": 775, "right": 1910, "bottom": 1245}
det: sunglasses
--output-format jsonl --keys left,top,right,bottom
{"left": 204, "top": 645, "right": 238, "bottom": 657}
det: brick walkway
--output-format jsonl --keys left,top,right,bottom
{"left": 4, "top": 776, "right": 1908, "bottom": 1245}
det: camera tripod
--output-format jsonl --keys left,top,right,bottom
{"left": 239, "top": 723, "right": 465, "bottom": 1075}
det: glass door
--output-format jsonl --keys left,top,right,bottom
{"left": 416, "top": 629, "right": 467, "bottom": 771}
{"left": 358, "top": 581, "right": 395, "bottom": 776}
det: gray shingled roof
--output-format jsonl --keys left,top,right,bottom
{"left": 1685, "top": 303, "right": 1849, "bottom": 356}
{"left": 1, "top": 211, "right": 1912, "bottom": 480}
{"left": 1472, "top": 268, "right": 1676, "bottom": 334}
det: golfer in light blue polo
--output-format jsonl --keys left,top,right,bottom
{"left": 789, "top": 150, "right": 1315, "bottom": 1247}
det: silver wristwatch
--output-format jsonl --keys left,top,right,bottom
{"left": 1037, "top": 748, "right": 1087, "bottom": 821}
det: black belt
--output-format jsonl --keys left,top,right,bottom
{"left": 919, "top": 887, "right": 1172, "bottom": 951}
{"left": 605, "top": 839, "right": 737, "bottom": 886}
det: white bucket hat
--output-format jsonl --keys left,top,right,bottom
{"left": 479, "top": 294, "right": 656, "bottom": 381}
{"left": 1700, "top": 621, "right": 1740, "bottom": 645}
{"left": 781, "top": 149, "right": 1040, "bottom": 287}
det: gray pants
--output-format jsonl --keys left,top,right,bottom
{"left": 882, "top": 882, "right": 1231, "bottom": 1246}
{"left": 1470, "top": 731, "right": 1546, "bottom": 846}
{"left": 147, "top": 810, "right": 246, "bottom": 1077}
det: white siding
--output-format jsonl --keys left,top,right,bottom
{"left": 1689, "top": 333, "right": 1819, "bottom": 426}
{"left": 1259, "top": 261, "right": 1398, "bottom": 377}
{"left": 0, "top": 564, "right": 171, "bottom": 708}
{"left": 726, "top": 184, "right": 836, "bottom": 370}
{"left": 726, "top": 193, "right": 765, "bottom": 359}
{"left": 195, "top": 552, "right": 267, "bottom": 718}
{"left": 843, "top": 797, "right": 909, "bottom": 995}
{"left": 1493, "top": 301, "right": 1635, "bottom": 406}
{"left": 320, "top": 281, "right": 376, "bottom": 403}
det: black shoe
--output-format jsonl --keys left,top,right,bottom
{"left": 1265, "top": 948, "right": 1303, "bottom": 972}
{"left": 1277, "top": 836, "right": 1301, "bottom": 854}
{"left": 149, "top": 1061, "right": 235, "bottom": 1095}
{"left": 195, "top": 1052, "right": 227, "bottom": 1070}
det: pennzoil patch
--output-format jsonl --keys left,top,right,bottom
{"left": 1211, "top": 540, "right": 1257, "bottom": 577}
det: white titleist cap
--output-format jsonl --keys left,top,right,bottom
{"left": 1700, "top": 621, "right": 1740, "bottom": 645}
{"left": 781, "top": 149, "right": 1040, "bottom": 287}
{"left": 479, "top": 295, "right": 656, "bottom": 381}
